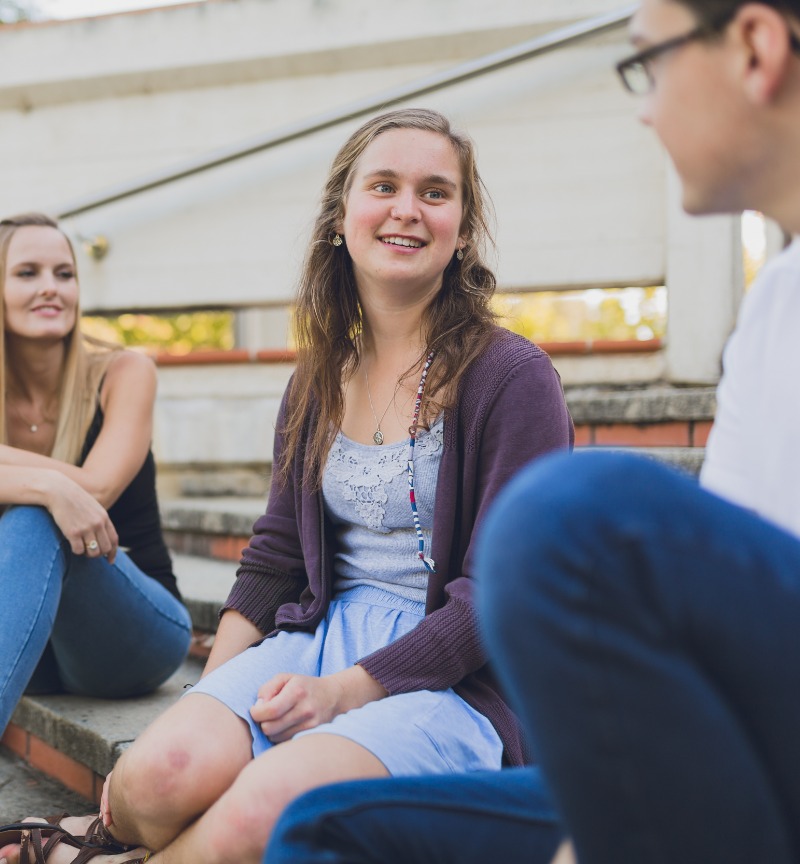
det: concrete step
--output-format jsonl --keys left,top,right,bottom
{"left": 3, "top": 657, "right": 204, "bottom": 806}
{"left": 577, "top": 445, "right": 704, "bottom": 476}
{"left": 0, "top": 745, "right": 93, "bottom": 822}
{"left": 0, "top": 556, "right": 234, "bottom": 807}
{"left": 161, "top": 496, "right": 263, "bottom": 562}
{"left": 173, "top": 552, "right": 236, "bottom": 633}
{"left": 565, "top": 385, "right": 715, "bottom": 451}
{"left": 565, "top": 384, "right": 716, "bottom": 424}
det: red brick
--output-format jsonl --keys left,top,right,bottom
{"left": 573, "top": 425, "right": 593, "bottom": 446}
{"left": 1, "top": 722, "right": 29, "bottom": 758}
{"left": 692, "top": 420, "right": 714, "bottom": 447}
{"left": 209, "top": 536, "right": 249, "bottom": 562}
{"left": 593, "top": 422, "right": 690, "bottom": 447}
{"left": 165, "top": 531, "right": 249, "bottom": 561}
{"left": 28, "top": 735, "right": 96, "bottom": 802}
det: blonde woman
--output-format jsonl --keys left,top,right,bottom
{"left": 0, "top": 213, "right": 191, "bottom": 735}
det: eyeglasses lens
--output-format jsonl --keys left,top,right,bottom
{"left": 623, "top": 62, "right": 652, "bottom": 95}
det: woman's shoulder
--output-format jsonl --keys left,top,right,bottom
{"left": 102, "top": 348, "right": 156, "bottom": 379}
{"left": 99, "top": 348, "right": 157, "bottom": 401}
{"left": 466, "top": 326, "right": 551, "bottom": 379}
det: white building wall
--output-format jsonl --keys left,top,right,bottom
{"left": 0, "top": 0, "right": 668, "bottom": 312}
{"left": 0, "top": 0, "right": 746, "bottom": 482}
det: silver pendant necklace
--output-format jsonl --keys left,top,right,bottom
{"left": 9, "top": 399, "right": 55, "bottom": 433}
{"left": 363, "top": 365, "right": 400, "bottom": 445}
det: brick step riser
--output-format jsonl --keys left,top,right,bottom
{"left": 574, "top": 419, "right": 712, "bottom": 448}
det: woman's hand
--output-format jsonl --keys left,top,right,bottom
{"left": 45, "top": 471, "right": 118, "bottom": 563}
{"left": 251, "top": 665, "right": 387, "bottom": 743}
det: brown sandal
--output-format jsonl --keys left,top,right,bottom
{"left": 0, "top": 814, "right": 150, "bottom": 864}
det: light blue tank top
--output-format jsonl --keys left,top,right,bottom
{"left": 322, "top": 417, "right": 444, "bottom": 602}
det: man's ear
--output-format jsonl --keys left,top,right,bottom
{"left": 734, "top": 3, "right": 796, "bottom": 103}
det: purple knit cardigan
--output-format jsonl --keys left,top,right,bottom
{"left": 223, "top": 328, "right": 574, "bottom": 765}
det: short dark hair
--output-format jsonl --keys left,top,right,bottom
{"left": 675, "top": 0, "right": 800, "bottom": 28}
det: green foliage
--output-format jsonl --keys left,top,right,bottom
{"left": 494, "top": 286, "right": 667, "bottom": 344}
{"left": 82, "top": 310, "right": 235, "bottom": 355}
{"left": 79, "top": 289, "right": 667, "bottom": 356}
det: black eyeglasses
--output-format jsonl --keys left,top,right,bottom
{"left": 616, "top": 23, "right": 720, "bottom": 94}
{"left": 616, "top": 17, "right": 800, "bottom": 95}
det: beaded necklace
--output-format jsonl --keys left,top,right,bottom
{"left": 407, "top": 349, "right": 436, "bottom": 574}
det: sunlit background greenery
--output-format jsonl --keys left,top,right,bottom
{"left": 82, "top": 311, "right": 236, "bottom": 354}
{"left": 81, "top": 287, "right": 666, "bottom": 356}
{"left": 80, "top": 216, "right": 766, "bottom": 356}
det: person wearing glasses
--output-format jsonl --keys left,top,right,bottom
{"left": 260, "top": 1, "right": 800, "bottom": 863}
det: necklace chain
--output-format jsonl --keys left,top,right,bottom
{"left": 356, "top": 350, "right": 437, "bottom": 573}
{"left": 363, "top": 365, "right": 402, "bottom": 446}
{"left": 8, "top": 397, "right": 57, "bottom": 434}
{"left": 407, "top": 349, "right": 436, "bottom": 573}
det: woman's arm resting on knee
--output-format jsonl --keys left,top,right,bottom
{"left": 251, "top": 666, "right": 388, "bottom": 743}
{"left": 0, "top": 351, "right": 157, "bottom": 509}
{"left": 0, "top": 464, "right": 118, "bottom": 560}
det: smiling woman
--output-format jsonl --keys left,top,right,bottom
{"left": 0, "top": 212, "right": 192, "bottom": 738}
{"left": 0, "top": 109, "right": 574, "bottom": 864}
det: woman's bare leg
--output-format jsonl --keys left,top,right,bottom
{"left": 149, "top": 733, "right": 388, "bottom": 864}
{"left": 107, "top": 693, "right": 253, "bottom": 850}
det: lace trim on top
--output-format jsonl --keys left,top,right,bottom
{"left": 322, "top": 417, "right": 444, "bottom": 595}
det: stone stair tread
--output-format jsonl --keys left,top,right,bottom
{"left": 173, "top": 552, "right": 237, "bottom": 604}
{"left": 173, "top": 553, "right": 237, "bottom": 632}
{"left": 565, "top": 385, "right": 716, "bottom": 423}
{"left": 0, "top": 747, "right": 94, "bottom": 822}
{"left": 578, "top": 445, "right": 704, "bottom": 475}
{"left": 160, "top": 496, "right": 265, "bottom": 536}
{"left": 11, "top": 657, "right": 204, "bottom": 778}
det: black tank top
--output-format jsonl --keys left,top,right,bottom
{"left": 80, "top": 404, "right": 182, "bottom": 601}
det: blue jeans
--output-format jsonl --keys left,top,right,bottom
{"left": 0, "top": 506, "right": 192, "bottom": 734}
{"left": 264, "top": 767, "right": 562, "bottom": 864}
{"left": 478, "top": 451, "right": 800, "bottom": 864}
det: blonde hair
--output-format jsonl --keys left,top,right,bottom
{"left": 282, "top": 108, "right": 498, "bottom": 485}
{"left": 0, "top": 213, "right": 119, "bottom": 464}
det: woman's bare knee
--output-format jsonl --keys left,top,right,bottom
{"left": 201, "top": 733, "right": 389, "bottom": 864}
{"left": 109, "top": 694, "right": 253, "bottom": 849}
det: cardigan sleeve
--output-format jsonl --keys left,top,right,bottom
{"left": 223, "top": 387, "right": 308, "bottom": 634}
{"left": 358, "top": 342, "right": 574, "bottom": 694}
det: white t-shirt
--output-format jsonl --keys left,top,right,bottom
{"left": 700, "top": 238, "right": 800, "bottom": 538}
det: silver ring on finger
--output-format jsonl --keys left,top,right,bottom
{"left": 87, "top": 539, "right": 99, "bottom": 552}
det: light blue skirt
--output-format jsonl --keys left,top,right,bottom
{"left": 190, "top": 584, "right": 503, "bottom": 776}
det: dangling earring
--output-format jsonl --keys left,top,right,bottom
{"left": 332, "top": 233, "right": 343, "bottom": 247}
{"left": 456, "top": 247, "right": 464, "bottom": 261}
